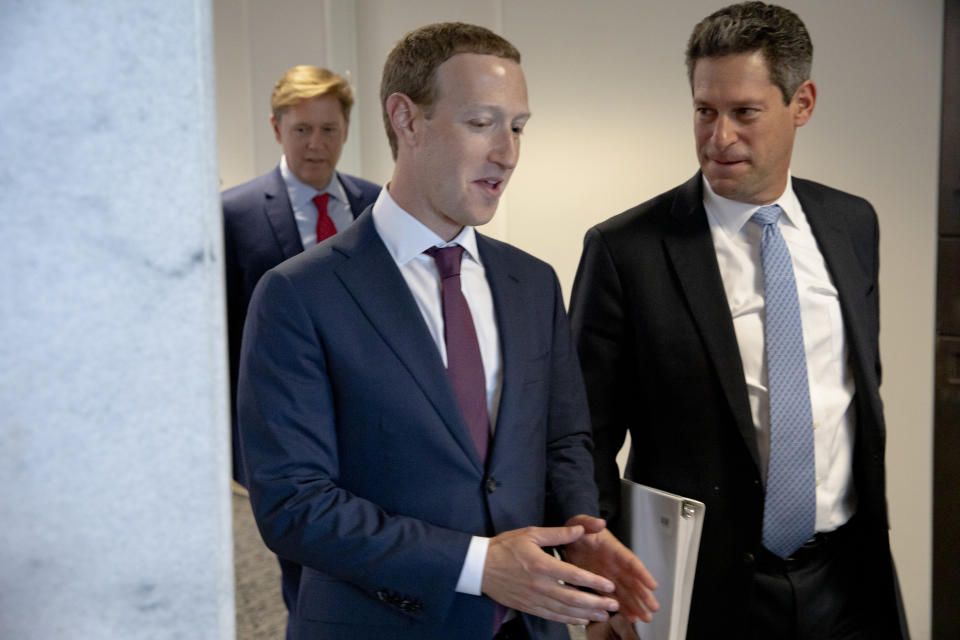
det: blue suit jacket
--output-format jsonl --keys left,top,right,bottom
{"left": 238, "top": 211, "right": 599, "bottom": 639}
{"left": 222, "top": 167, "right": 380, "bottom": 484}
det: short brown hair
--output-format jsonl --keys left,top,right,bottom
{"left": 685, "top": 2, "right": 812, "bottom": 104}
{"left": 270, "top": 65, "right": 354, "bottom": 123}
{"left": 380, "top": 22, "right": 521, "bottom": 159}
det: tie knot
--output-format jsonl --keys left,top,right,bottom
{"left": 313, "top": 193, "right": 330, "bottom": 210}
{"left": 424, "top": 245, "right": 465, "bottom": 279}
{"left": 751, "top": 204, "right": 782, "bottom": 227}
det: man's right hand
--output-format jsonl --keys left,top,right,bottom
{"left": 481, "top": 524, "right": 620, "bottom": 626}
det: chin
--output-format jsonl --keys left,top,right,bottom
{"left": 472, "top": 209, "right": 499, "bottom": 228}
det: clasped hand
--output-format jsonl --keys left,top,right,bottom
{"left": 481, "top": 515, "right": 658, "bottom": 627}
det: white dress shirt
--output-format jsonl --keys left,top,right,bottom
{"left": 371, "top": 186, "right": 501, "bottom": 596}
{"left": 703, "top": 175, "right": 857, "bottom": 532}
{"left": 279, "top": 155, "right": 354, "bottom": 246}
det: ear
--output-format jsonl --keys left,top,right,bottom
{"left": 791, "top": 79, "right": 816, "bottom": 127}
{"left": 386, "top": 93, "right": 421, "bottom": 151}
{"left": 270, "top": 114, "right": 282, "bottom": 143}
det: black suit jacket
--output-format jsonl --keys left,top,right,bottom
{"left": 570, "top": 173, "right": 907, "bottom": 638}
{"left": 222, "top": 167, "right": 380, "bottom": 484}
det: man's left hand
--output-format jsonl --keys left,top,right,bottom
{"left": 562, "top": 514, "right": 659, "bottom": 623}
{"left": 586, "top": 613, "right": 642, "bottom": 640}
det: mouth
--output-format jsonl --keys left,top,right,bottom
{"left": 473, "top": 178, "right": 505, "bottom": 197}
{"left": 707, "top": 154, "right": 747, "bottom": 168}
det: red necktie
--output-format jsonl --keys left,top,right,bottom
{"left": 424, "top": 245, "right": 490, "bottom": 461}
{"left": 313, "top": 193, "right": 336, "bottom": 243}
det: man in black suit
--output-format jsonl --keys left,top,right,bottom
{"left": 222, "top": 65, "right": 380, "bottom": 620}
{"left": 571, "top": 3, "right": 909, "bottom": 639}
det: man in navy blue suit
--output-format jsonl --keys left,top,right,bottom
{"left": 238, "top": 22, "right": 658, "bottom": 640}
{"left": 222, "top": 65, "right": 380, "bottom": 620}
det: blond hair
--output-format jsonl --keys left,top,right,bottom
{"left": 271, "top": 65, "right": 354, "bottom": 122}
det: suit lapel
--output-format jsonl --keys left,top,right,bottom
{"left": 337, "top": 172, "right": 364, "bottom": 219}
{"left": 333, "top": 214, "right": 485, "bottom": 472}
{"left": 662, "top": 174, "right": 761, "bottom": 471}
{"left": 475, "top": 236, "right": 524, "bottom": 465}
{"left": 264, "top": 167, "right": 304, "bottom": 259}
{"left": 794, "top": 180, "right": 876, "bottom": 393}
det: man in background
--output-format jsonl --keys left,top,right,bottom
{"left": 222, "top": 65, "right": 380, "bottom": 618}
{"left": 238, "top": 22, "right": 657, "bottom": 640}
{"left": 572, "top": 3, "right": 908, "bottom": 638}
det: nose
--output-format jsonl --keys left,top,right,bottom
{"left": 710, "top": 114, "right": 736, "bottom": 149}
{"left": 489, "top": 129, "right": 519, "bottom": 170}
{"left": 307, "top": 131, "right": 325, "bottom": 150}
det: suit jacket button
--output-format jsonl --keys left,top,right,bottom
{"left": 742, "top": 552, "right": 755, "bottom": 565}
{"left": 486, "top": 477, "right": 497, "bottom": 493}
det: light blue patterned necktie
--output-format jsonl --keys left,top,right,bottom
{"left": 752, "top": 204, "right": 816, "bottom": 559}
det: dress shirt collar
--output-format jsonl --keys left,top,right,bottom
{"left": 371, "top": 185, "right": 481, "bottom": 266}
{"left": 279, "top": 154, "right": 347, "bottom": 207}
{"left": 702, "top": 172, "right": 804, "bottom": 237}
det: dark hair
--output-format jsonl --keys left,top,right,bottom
{"left": 685, "top": 2, "right": 812, "bottom": 104}
{"left": 380, "top": 22, "right": 521, "bottom": 159}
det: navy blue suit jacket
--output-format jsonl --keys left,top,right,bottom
{"left": 238, "top": 211, "right": 599, "bottom": 639}
{"left": 222, "top": 167, "right": 380, "bottom": 484}
{"left": 570, "top": 173, "right": 907, "bottom": 639}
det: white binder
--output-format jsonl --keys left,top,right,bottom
{"left": 616, "top": 478, "right": 705, "bottom": 640}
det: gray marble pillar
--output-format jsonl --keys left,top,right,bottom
{"left": 0, "top": 2, "right": 234, "bottom": 639}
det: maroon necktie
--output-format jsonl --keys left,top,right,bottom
{"left": 313, "top": 193, "right": 336, "bottom": 242}
{"left": 424, "top": 245, "right": 490, "bottom": 461}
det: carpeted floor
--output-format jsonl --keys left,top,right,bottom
{"left": 233, "top": 484, "right": 287, "bottom": 639}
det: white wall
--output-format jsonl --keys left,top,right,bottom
{"left": 214, "top": 2, "right": 941, "bottom": 637}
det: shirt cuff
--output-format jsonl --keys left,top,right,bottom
{"left": 454, "top": 535, "right": 489, "bottom": 596}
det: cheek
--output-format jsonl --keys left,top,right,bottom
{"left": 693, "top": 127, "right": 710, "bottom": 148}
{"left": 285, "top": 140, "right": 305, "bottom": 157}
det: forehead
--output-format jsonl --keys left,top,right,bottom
{"left": 692, "top": 51, "right": 776, "bottom": 101}
{"left": 432, "top": 53, "right": 529, "bottom": 112}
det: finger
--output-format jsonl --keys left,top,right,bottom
{"left": 541, "top": 554, "right": 616, "bottom": 594}
{"left": 526, "top": 583, "right": 616, "bottom": 625}
{"left": 535, "top": 576, "right": 620, "bottom": 613}
{"left": 530, "top": 524, "right": 586, "bottom": 547}
{"left": 623, "top": 555, "right": 658, "bottom": 591}
{"left": 616, "top": 576, "right": 659, "bottom": 618}
{"left": 525, "top": 606, "right": 597, "bottom": 628}
{"left": 610, "top": 613, "right": 642, "bottom": 639}
{"left": 566, "top": 513, "right": 607, "bottom": 534}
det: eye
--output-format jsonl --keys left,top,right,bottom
{"left": 736, "top": 108, "right": 760, "bottom": 120}
{"left": 511, "top": 124, "right": 525, "bottom": 136}
{"left": 468, "top": 119, "right": 492, "bottom": 128}
{"left": 695, "top": 107, "right": 715, "bottom": 119}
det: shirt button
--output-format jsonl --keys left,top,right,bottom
{"left": 486, "top": 477, "right": 497, "bottom": 494}
{"left": 815, "top": 477, "right": 822, "bottom": 487}
{"left": 813, "top": 421, "right": 821, "bottom": 430}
